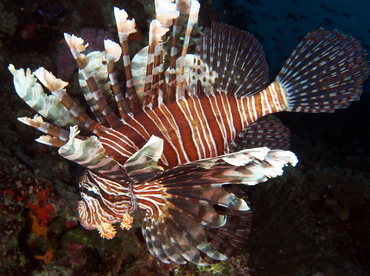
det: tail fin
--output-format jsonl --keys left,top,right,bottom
{"left": 276, "top": 28, "right": 369, "bottom": 113}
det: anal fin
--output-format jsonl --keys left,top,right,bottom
{"left": 230, "top": 119, "right": 291, "bottom": 152}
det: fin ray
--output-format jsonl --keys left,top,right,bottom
{"left": 277, "top": 28, "right": 369, "bottom": 113}
{"left": 192, "top": 22, "right": 269, "bottom": 97}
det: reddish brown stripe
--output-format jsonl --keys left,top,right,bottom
{"left": 220, "top": 92, "right": 235, "bottom": 144}
{"left": 228, "top": 95, "right": 242, "bottom": 137}
{"left": 144, "top": 108, "right": 186, "bottom": 166}
{"left": 173, "top": 99, "right": 201, "bottom": 162}
{"left": 199, "top": 95, "right": 225, "bottom": 155}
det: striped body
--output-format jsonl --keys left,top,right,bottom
{"left": 100, "top": 80, "right": 287, "bottom": 168}
{"left": 8, "top": 0, "right": 369, "bottom": 266}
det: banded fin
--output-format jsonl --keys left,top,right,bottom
{"left": 59, "top": 126, "right": 126, "bottom": 179}
{"left": 35, "top": 135, "right": 66, "bottom": 148}
{"left": 230, "top": 119, "right": 291, "bottom": 152}
{"left": 124, "top": 135, "right": 164, "bottom": 182}
{"left": 114, "top": 6, "right": 141, "bottom": 114}
{"left": 76, "top": 138, "right": 297, "bottom": 265}
{"left": 141, "top": 146, "right": 297, "bottom": 265}
{"left": 75, "top": 50, "right": 115, "bottom": 125}
{"left": 131, "top": 46, "right": 148, "bottom": 100}
{"left": 34, "top": 67, "right": 98, "bottom": 132}
{"left": 8, "top": 65, "right": 80, "bottom": 128}
{"left": 17, "top": 115, "right": 69, "bottom": 147}
{"left": 104, "top": 39, "right": 131, "bottom": 120}
{"left": 191, "top": 22, "right": 269, "bottom": 96}
{"left": 142, "top": 20, "right": 169, "bottom": 108}
{"left": 204, "top": 184, "right": 251, "bottom": 264}
{"left": 64, "top": 33, "right": 122, "bottom": 128}
{"left": 176, "top": 0, "right": 200, "bottom": 99}
{"left": 141, "top": 0, "right": 185, "bottom": 107}
{"left": 277, "top": 28, "right": 370, "bottom": 113}
{"left": 157, "top": 146, "right": 297, "bottom": 185}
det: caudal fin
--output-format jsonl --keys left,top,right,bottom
{"left": 277, "top": 28, "right": 369, "bottom": 113}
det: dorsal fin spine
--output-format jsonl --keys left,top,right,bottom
{"left": 121, "top": 39, "right": 141, "bottom": 114}
{"left": 33, "top": 67, "right": 99, "bottom": 132}
{"left": 143, "top": 19, "right": 171, "bottom": 108}
{"left": 143, "top": 33, "right": 155, "bottom": 108}
{"left": 18, "top": 116, "right": 68, "bottom": 148}
{"left": 114, "top": 7, "right": 141, "bottom": 114}
{"left": 104, "top": 39, "right": 132, "bottom": 121}
{"left": 64, "top": 33, "right": 122, "bottom": 129}
{"left": 176, "top": 0, "right": 200, "bottom": 99}
{"left": 167, "top": 20, "right": 179, "bottom": 102}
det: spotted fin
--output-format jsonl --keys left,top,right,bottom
{"left": 189, "top": 22, "right": 269, "bottom": 96}
{"left": 277, "top": 28, "right": 370, "bottom": 113}
{"left": 230, "top": 119, "right": 291, "bottom": 152}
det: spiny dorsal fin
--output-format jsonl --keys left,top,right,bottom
{"left": 114, "top": 7, "right": 141, "bottom": 114}
{"left": 142, "top": 0, "right": 182, "bottom": 108}
{"left": 104, "top": 39, "right": 132, "bottom": 120}
{"left": 190, "top": 22, "right": 269, "bottom": 97}
{"left": 34, "top": 67, "right": 98, "bottom": 132}
{"left": 8, "top": 65, "right": 82, "bottom": 129}
{"left": 176, "top": 0, "right": 201, "bottom": 99}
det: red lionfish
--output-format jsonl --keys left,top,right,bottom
{"left": 8, "top": 0, "right": 369, "bottom": 266}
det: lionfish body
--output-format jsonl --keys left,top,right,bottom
{"left": 9, "top": 0, "right": 369, "bottom": 266}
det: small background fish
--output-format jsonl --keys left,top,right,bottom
{"left": 0, "top": 0, "right": 370, "bottom": 275}
{"left": 212, "top": 0, "right": 370, "bottom": 77}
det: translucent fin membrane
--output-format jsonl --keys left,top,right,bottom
{"left": 192, "top": 22, "right": 269, "bottom": 96}
{"left": 230, "top": 120, "right": 291, "bottom": 152}
{"left": 8, "top": 65, "right": 81, "bottom": 130}
{"left": 277, "top": 28, "right": 370, "bottom": 113}
{"left": 141, "top": 146, "right": 297, "bottom": 265}
{"left": 64, "top": 33, "right": 121, "bottom": 128}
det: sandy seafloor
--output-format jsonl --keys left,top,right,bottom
{"left": 0, "top": 0, "right": 369, "bottom": 275}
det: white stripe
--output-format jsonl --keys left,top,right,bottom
{"left": 207, "top": 94, "right": 227, "bottom": 150}
{"left": 70, "top": 104, "right": 81, "bottom": 117}
{"left": 143, "top": 106, "right": 188, "bottom": 164}
{"left": 194, "top": 97, "right": 218, "bottom": 157}
{"left": 109, "top": 73, "right": 117, "bottom": 85}
{"left": 100, "top": 137, "right": 134, "bottom": 158}
{"left": 219, "top": 93, "right": 236, "bottom": 150}
{"left": 123, "top": 55, "right": 131, "bottom": 66}
{"left": 177, "top": 98, "right": 203, "bottom": 159}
